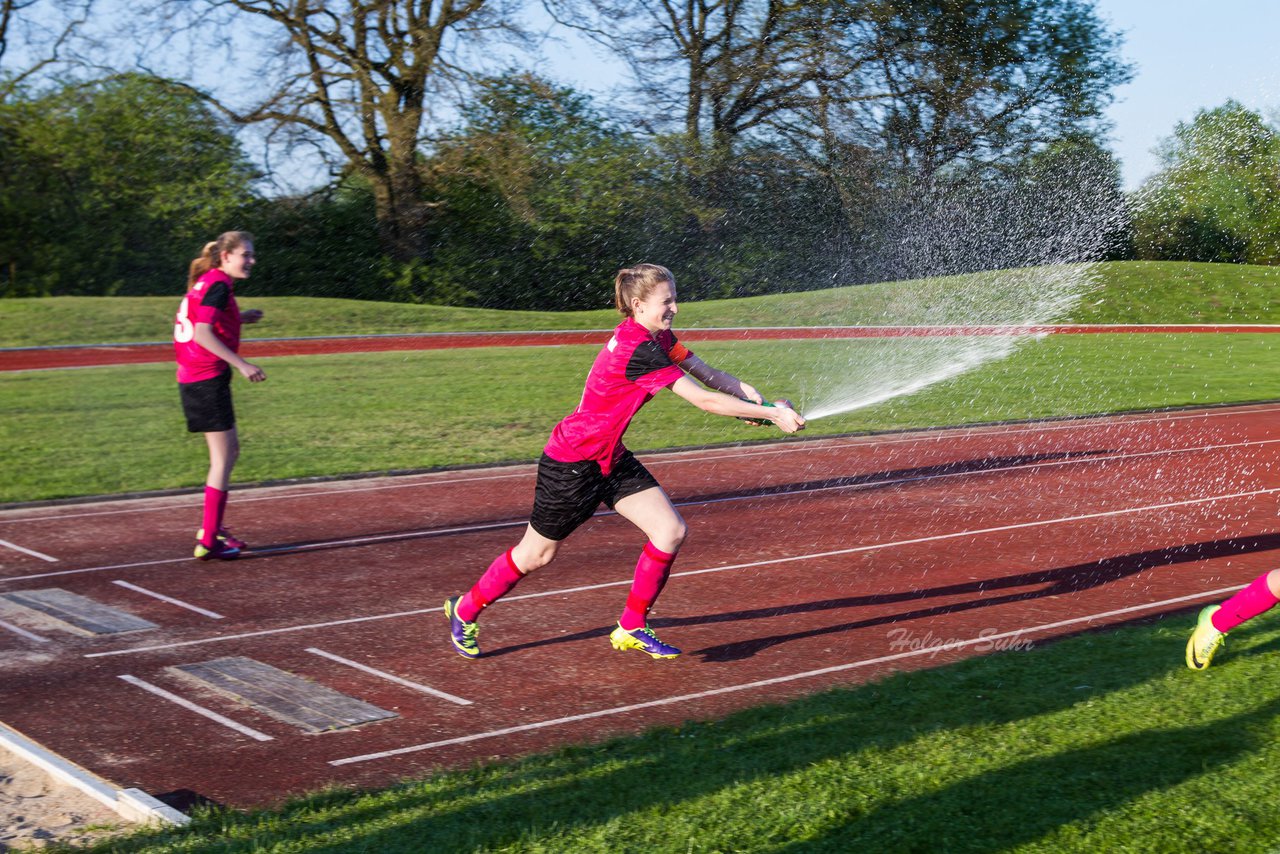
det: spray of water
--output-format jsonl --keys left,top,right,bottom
{"left": 793, "top": 146, "right": 1123, "bottom": 422}
{"left": 801, "top": 264, "right": 1099, "bottom": 421}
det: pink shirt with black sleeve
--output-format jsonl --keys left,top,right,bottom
{"left": 543, "top": 317, "right": 693, "bottom": 475}
{"left": 173, "top": 270, "right": 242, "bottom": 384}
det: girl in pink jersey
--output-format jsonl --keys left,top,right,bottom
{"left": 174, "top": 231, "right": 266, "bottom": 560}
{"left": 445, "top": 263, "right": 804, "bottom": 660}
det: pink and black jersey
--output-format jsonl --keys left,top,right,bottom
{"left": 544, "top": 318, "right": 693, "bottom": 474}
{"left": 174, "top": 270, "right": 241, "bottom": 383}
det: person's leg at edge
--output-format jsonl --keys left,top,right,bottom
{"left": 1187, "top": 568, "right": 1280, "bottom": 669}
{"left": 609, "top": 487, "right": 687, "bottom": 657}
{"left": 199, "top": 429, "right": 239, "bottom": 548}
{"left": 1212, "top": 569, "right": 1280, "bottom": 633}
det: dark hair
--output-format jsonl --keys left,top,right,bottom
{"left": 187, "top": 231, "right": 254, "bottom": 286}
{"left": 614, "top": 264, "right": 674, "bottom": 317}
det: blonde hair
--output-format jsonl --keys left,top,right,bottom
{"left": 187, "top": 231, "right": 254, "bottom": 286}
{"left": 614, "top": 264, "right": 674, "bottom": 317}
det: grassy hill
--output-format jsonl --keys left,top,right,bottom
{"left": 4, "top": 261, "right": 1280, "bottom": 348}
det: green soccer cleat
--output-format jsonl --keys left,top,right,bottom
{"left": 609, "top": 624, "right": 681, "bottom": 659}
{"left": 1186, "top": 604, "right": 1226, "bottom": 670}
{"left": 194, "top": 539, "right": 240, "bottom": 561}
{"left": 444, "top": 595, "right": 480, "bottom": 659}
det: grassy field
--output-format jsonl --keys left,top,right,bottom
{"left": 4, "top": 260, "right": 1280, "bottom": 348}
{"left": 3, "top": 333, "right": 1280, "bottom": 503}
{"left": 7, "top": 260, "right": 1280, "bottom": 851}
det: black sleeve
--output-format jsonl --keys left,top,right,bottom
{"left": 199, "top": 281, "right": 231, "bottom": 311}
{"left": 625, "top": 339, "right": 675, "bottom": 382}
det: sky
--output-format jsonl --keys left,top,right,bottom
{"left": 1092, "top": 0, "right": 1280, "bottom": 190}
{"left": 541, "top": 0, "right": 1280, "bottom": 193}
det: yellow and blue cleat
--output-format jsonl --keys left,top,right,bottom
{"left": 1186, "top": 604, "right": 1226, "bottom": 670}
{"left": 609, "top": 624, "right": 681, "bottom": 659}
{"left": 444, "top": 595, "right": 480, "bottom": 659}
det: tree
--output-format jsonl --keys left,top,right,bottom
{"left": 147, "top": 0, "right": 525, "bottom": 265}
{"left": 1132, "top": 101, "right": 1280, "bottom": 265}
{"left": 546, "top": 0, "right": 1131, "bottom": 288}
{"left": 0, "top": 73, "right": 259, "bottom": 296}
{"left": 417, "top": 72, "right": 688, "bottom": 309}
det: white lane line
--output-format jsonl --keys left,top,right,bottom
{"left": 329, "top": 583, "right": 1243, "bottom": 766}
{"left": 0, "top": 539, "right": 58, "bottom": 562}
{"left": 12, "top": 434, "right": 1280, "bottom": 587}
{"left": 6, "top": 403, "right": 1278, "bottom": 526}
{"left": 1, "top": 556, "right": 188, "bottom": 584}
{"left": 85, "top": 607, "right": 443, "bottom": 658}
{"left": 117, "top": 675, "right": 273, "bottom": 741}
{"left": 304, "top": 647, "right": 472, "bottom": 706}
{"left": 0, "top": 619, "right": 51, "bottom": 643}
{"left": 112, "top": 581, "right": 225, "bottom": 619}
{"left": 84, "top": 485, "right": 1275, "bottom": 660}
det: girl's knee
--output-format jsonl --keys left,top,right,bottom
{"left": 513, "top": 543, "right": 557, "bottom": 573}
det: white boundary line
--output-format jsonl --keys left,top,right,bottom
{"left": 1, "top": 556, "right": 188, "bottom": 584}
{"left": 83, "top": 484, "right": 1277, "bottom": 660}
{"left": 11, "top": 432, "right": 1278, "bottom": 586}
{"left": 5, "top": 402, "right": 1279, "bottom": 526}
{"left": 112, "top": 580, "right": 225, "bottom": 619}
{"left": 304, "top": 647, "right": 472, "bottom": 706}
{"left": 329, "top": 583, "right": 1246, "bottom": 766}
{"left": 117, "top": 675, "right": 273, "bottom": 742}
{"left": 0, "top": 538, "right": 57, "bottom": 562}
{"left": 0, "top": 619, "right": 50, "bottom": 643}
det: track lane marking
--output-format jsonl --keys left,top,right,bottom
{"left": 328, "top": 583, "right": 1245, "bottom": 765}
{"left": 11, "top": 434, "right": 1280, "bottom": 585}
{"left": 83, "top": 485, "right": 1277, "bottom": 659}
{"left": 117, "top": 675, "right": 274, "bottom": 741}
{"left": 112, "top": 580, "right": 225, "bottom": 619}
{"left": 5, "top": 403, "right": 1278, "bottom": 526}
{"left": 304, "top": 648, "right": 472, "bottom": 705}
{"left": 0, "top": 539, "right": 57, "bottom": 562}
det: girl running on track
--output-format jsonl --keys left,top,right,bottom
{"left": 1186, "top": 570, "right": 1280, "bottom": 669}
{"left": 173, "top": 231, "right": 266, "bottom": 561}
{"left": 444, "top": 263, "right": 805, "bottom": 660}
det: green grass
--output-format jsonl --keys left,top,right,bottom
{"left": 4, "top": 333, "right": 1279, "bottom": 503}
{"left": 85, "top": 616, "right": 1280, "bottom": 852}
{"left": 5, "top": 261, "right": 1280, "bottom": 348}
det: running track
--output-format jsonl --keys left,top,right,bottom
{"left": 4, "top": 401, "right": 1280, "bottom": 813}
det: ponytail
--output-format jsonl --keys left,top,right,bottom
{"left": 187, "top": 231, "right": 254, "bottom": 287}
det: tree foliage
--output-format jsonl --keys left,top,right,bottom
{"left": 415, "top": 73, "right": 687, "bottom": 308}
{"left": 1132, "top": 101, "right": 1280, "bottom": 265}
{"left": 1, "top": 0, "right": 1147, "bottom": 304}
{"left": 0, "top": 73, "right": 258, "bottom": 296}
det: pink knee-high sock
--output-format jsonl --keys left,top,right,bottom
{"left": 619, "top": 542, "right": 677, "bottom": 630}
{"left": 1212, "top": 572, "right": 1280, "bottom": 633}
{"left": 458, "top": 549, "right": 524, "bottom": 622}
{"left": 200, "top": 486, "right": 228, "bottom": 547}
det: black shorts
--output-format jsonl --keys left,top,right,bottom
{"left": 179, "top": 370, "right": 235, "bottom": 433}
{"left": 529, "top": 450, "right": 661, "bottom": 541}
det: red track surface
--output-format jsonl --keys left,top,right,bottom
{"left": 3, "top": 403, "right": 1280, "bottom": 812}
{"left": 6, "top": 324, "right": 1280, "bottom": 371}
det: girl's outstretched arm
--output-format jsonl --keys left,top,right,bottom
{"left": 669, "top": 376, "right": 804, "bottom": 433}
{"left": 676, "top": 353, "right": 762, "bottom": 403}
